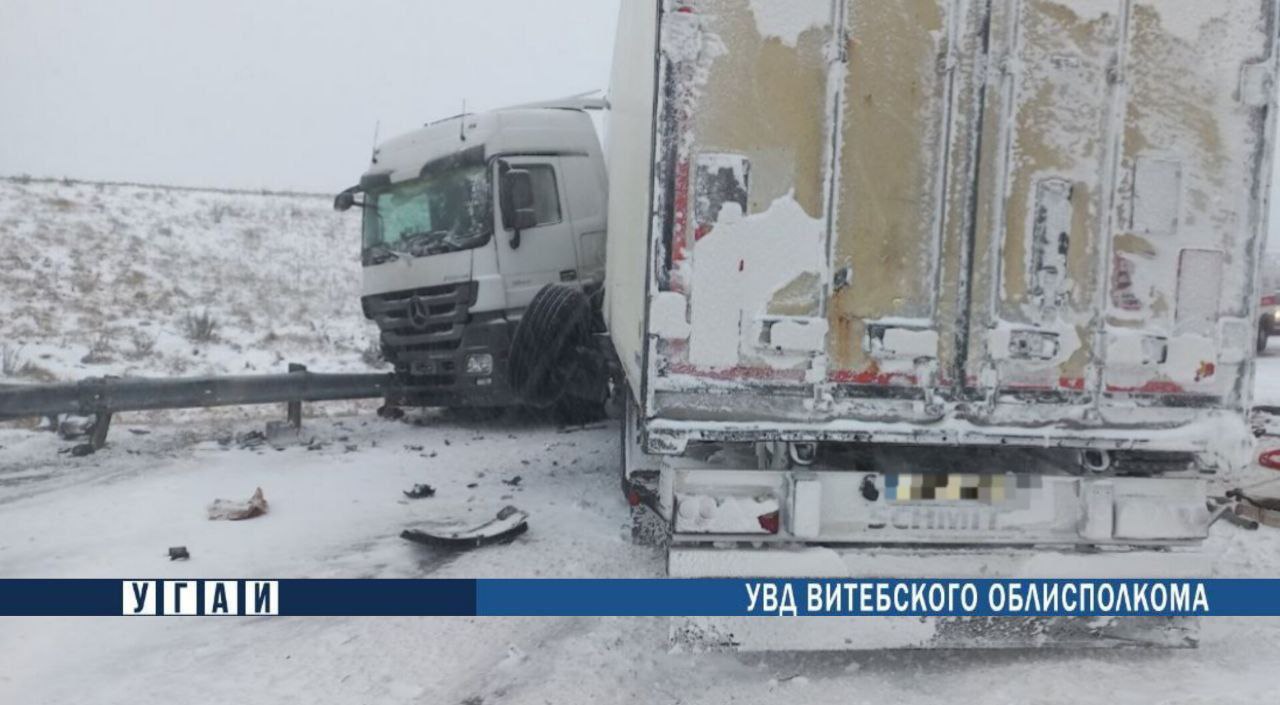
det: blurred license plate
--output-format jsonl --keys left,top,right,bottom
{"left": 410, "top": 362, "right": 435, "bottom": 375}
{"left": 884, "top": 473, "right": 1035, "bottom": 504}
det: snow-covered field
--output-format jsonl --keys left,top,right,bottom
{"left": 4, "top": 178, "right": 1280, "bottom": 704}
{"left": 0, "top": 177, "right": 379, "bottom": 388}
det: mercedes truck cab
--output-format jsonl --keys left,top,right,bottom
{"left": 336, "top": 104, "right": 608, "bottom": 412}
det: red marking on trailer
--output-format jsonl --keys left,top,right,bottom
{"left": 1105, "top": 381, "right": 1187, "bottom": 395}
{"left": 827, "top": 369, "right": 919, "bottom": 387}
{"left": 665, "top": 363, "right": 806, "bottom": 383}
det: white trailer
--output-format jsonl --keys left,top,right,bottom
{"left": 587, "top": 0, "right": 1280, "bottom": 649}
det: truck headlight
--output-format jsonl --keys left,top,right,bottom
{"left": 465, "top": 354, "right": 494, "bottom": 376}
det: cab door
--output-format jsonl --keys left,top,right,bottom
{"left": 495, "top": 156, "right": 581, "bottom": 312}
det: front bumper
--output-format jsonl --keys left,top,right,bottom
{"left": 382, "top": 315, "right": 519, "bottom": 408}
{"left": 363, "top": 283, "right": 520, "bottom": 408}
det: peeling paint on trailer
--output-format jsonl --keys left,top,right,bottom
{"left": 654, "top": 0, "right": 835, "bottom": 376}
{"left": 628, "top": 0, "right": 1278, "bottom": 463}
{"left": 828, "top": 0, "right": 953, "bottom": 381}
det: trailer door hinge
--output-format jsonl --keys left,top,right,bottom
{"left": 937, "top": 41, "right": 957, "bottom": 75}
{"left": 833, "top": 266, "right": 853, "bottom": 293}
{"left": 1240, "top": 61, "right": 1275, "bottom": 107}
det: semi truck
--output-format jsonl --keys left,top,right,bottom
{"left": 335, "top": 101, "right": 611, "bottom": 420}
{"left": 505, "top": 0, "right": 1280, "bottom": 649}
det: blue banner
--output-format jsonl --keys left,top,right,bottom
{"left": 1, "top": 579, "right": 1277, "bottom": 618}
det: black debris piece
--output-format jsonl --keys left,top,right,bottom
{"left": 377, "top": 405, "right": 405, "bottom": 420}
{"left": 236, "top": 430, "right": 268, "bottom": 450}
{"left": 168, "top": 546, "right": 190, "bottom": 561}
{"left": 403, "top": 484, "right": 437, "bottom": 500}
{"left": 401, "top": 506, "right": 529, "bottom": 550}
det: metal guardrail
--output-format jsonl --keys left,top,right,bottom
{"left": 0, "top": 365, "right": 399, "bottom": 450}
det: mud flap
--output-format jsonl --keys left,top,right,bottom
{"left": 671, "top": 615, "right": 1198, "bottom": 652}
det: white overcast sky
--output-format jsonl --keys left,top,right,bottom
{"left": 0, "top": 0, "right": 620, "bottom": 193}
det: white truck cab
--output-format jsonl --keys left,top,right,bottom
{"left": 336, "top": 106, "right": 607, "bottom": 409}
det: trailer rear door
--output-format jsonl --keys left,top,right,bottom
{"left": 648, "top": 0, "right": 1275, "bottom": 420}
{"left": 650, "top": 0, "right": 841, "bottom": 386}
{"left": 962, "top": 0, "right": 1275, "bottom": 406}
{"left": 825, "top": 0, "right": 982, "bottom": 394}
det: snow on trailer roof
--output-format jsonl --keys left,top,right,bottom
{"left": 365, "top": 107, "right": 603, "bottom": 186}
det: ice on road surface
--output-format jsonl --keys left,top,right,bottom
{"left": 3, "top": 405, "right": 1280, "bottom": 705}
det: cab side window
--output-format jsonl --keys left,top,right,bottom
{"left": 525, "top": 165, "right": 562, "bottom": 226}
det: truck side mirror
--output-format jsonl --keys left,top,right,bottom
{"left": 501, "top": 169, "right": 537, "bottom": 248}
{"left": 334, "top": 188, "right": 363, "bottom": 213}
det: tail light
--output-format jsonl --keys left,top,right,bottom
{"left": 757, "top": 511, "right": 781, "bottom": 534}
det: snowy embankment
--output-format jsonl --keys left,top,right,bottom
{"left": 0, "top": 177, "right": 380, "bottom": 393}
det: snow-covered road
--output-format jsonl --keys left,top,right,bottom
{"left": 3, "top": 404, "right": 1280, "bottom": 704}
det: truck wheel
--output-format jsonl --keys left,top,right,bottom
{"left": 447, "top": 407, "right": 505, "bottom": 423}
{"left": 553, "top": 396, "right": 607, "bottom": 426}
{"left": 1259, "top": 321, "right": 1271, "bottom": 355}
{"left": 508, "top": 284, "right": 593, "bottom": 408}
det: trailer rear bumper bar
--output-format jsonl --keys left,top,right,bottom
{"left": 667, "top": 545, "right": 1209, "bottom": 580}
{"left": 671, "top": 613, "right": 1199, "bottom": 651}
{"left": 667, "top": 546, "right": 1206, "bottom": 651}
{"left": 660, "top": 465, "right": 1210, "bottom": 549}
{"left": 643, "top": 409, "right": 1252, "bottom": 464}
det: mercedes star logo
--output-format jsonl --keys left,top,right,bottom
{"left": 408, "top": 296, "right": 433, "bottom": 328}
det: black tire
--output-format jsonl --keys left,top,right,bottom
{"left": 1260, "top": 321, "right": 1271, "bottom": 355}
{"left": 553, "top": 395, "right": 607, "bottom": 426}
{"left": 508, "top": 284, "right": 593, "bottom": 408}
{"left": 447, "top": 407, "right": 505, "bottom": 423}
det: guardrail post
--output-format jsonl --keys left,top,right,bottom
{"left": 287, "top": 364, "right": 306, "bottom": 430}
{"left": 90, "top": 412, "right": 113, "bottom": 450}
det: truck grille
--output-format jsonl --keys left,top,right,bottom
{"left": 362, "top": 283, "right": 479, "bottom": 368}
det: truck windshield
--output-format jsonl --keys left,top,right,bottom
{"left": 362, "top": 165, "right": 492, "bottom": 262}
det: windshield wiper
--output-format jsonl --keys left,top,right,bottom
{"left": 403, "top": 230, "right": 453, "bottom": 257}
{"left": 365, "top": 244, "right": 402, "bottom": 265}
